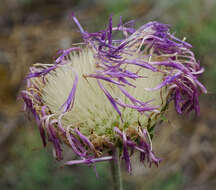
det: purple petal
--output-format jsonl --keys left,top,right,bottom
{"left": 125, "top": 59, "right": 157, "bottom": 72}
{"left": 71, "top": 13, "right": 85, "bottom": 34}
{"left": 174, "top": 89, "right": 182, "bottom": 114}
{"left": 60, "top": 71, "right": 78, "bottom": 112}
{"left": 55, "top": 47, "right": 80, "bottom": 64}
{"left": 115, "top": 98, "right": 159, "bottom": 113}
{"left": 65, "top": 156, "right": 113, "bottom": 165}
{"left": 25, "top": 65, "right": 57, "bottom": 79}
{"left": 66, "top": 130, "right": 86, "bottom": 157}
{"left": 86, "top": 74, "right": 124, "bottom": 86}
{"left": 97, "top": 80, "right": 122, "bottom": 118}
{"left": 108, "top": 15, "right": 112, "bottom": 44}
{"left": 48, "top": 125, "right": 63, "bottom": 160}
{"left": 74, "top": 128, "right": 96, "bottom": 154}
{"left": 145, "top": 71, "right": 182, "bottom": 91}
{"left": 122, "top": 132, "right": 132, "bottom": 173}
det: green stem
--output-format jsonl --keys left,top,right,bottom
{"left": 110, "top": 149, "right": 123, "bottom": 190}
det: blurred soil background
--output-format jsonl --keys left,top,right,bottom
{"left": 0, "top": 0, "right": 216, "bottom": 190}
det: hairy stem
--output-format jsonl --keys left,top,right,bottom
{"left": 110, "top": 149, "right": 123, "bottom": 190}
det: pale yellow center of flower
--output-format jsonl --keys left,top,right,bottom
{"left": 42, "top": 48, "right": 166, "bottom": 136}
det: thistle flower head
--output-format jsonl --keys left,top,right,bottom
{"left": 20, "top": 15, "right": 206, "bottom": 173}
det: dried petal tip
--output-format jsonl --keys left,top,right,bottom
{"left": 20, "top": 15, "right": 206, "bottom": 173}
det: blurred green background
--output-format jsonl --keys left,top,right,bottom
{"left": 0, "top": 0, "right": 216, "bottom": 189}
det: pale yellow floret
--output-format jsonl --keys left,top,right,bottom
{"left": 42, "top": 48, "right": 167, "bottom": 136}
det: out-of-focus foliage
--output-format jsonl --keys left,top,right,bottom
{"left": 0, "top": 0, "right": 216, "bottom": 190}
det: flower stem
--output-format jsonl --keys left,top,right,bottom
{"left": 110, "top": 149, "right": 123, "bottom": 190}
